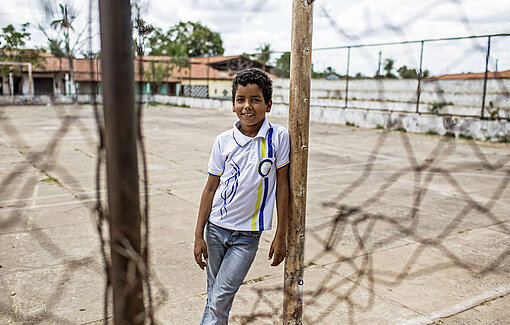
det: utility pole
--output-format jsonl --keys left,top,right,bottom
{"left": 377, "top": 51, "right": 382, "bottom": 77}
{"left": 99, "top": 0, "right": 145, "bottom": 324}
{"left": 283, "top": 0, "right": 314, "bottom": 324}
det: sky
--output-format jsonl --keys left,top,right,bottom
{"left": 2, "top": 0, "right": 510, "bottom": 76}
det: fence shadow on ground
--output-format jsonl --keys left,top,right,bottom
{"left": 232, "top": 117, "right": 510, "bottom": 324}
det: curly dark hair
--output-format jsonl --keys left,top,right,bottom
{"left": 231, "top": 68, "right": 273, "bottom": 104}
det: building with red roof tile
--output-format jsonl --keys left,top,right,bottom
{"left": 428, "top": 70, "right": 510, "bottom": 80}
{"left": 1, "top": 51, "right": 275, "bottom": 98}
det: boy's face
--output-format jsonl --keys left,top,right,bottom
{"left": 233, "top": 83, "right": 272, "bottom": 133}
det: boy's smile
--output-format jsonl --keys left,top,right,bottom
{"left": 233, "top": 83, "right": 272, "bottom": 137}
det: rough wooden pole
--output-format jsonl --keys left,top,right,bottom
{"left": 283, "top": 0, "right": 314, "bottom": 324}
{"left": 99, "top": 0, "right": 145, "bottom": 324}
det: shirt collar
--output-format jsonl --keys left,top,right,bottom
{"left": 232, "top": 118, "right": 271, "bottom": 147}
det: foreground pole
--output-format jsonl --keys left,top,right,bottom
{"left": 283, "top": 0, "right": 314, "bottom": 324}
{"left": 99, "top": 0, "right": 145, "bottom": 324}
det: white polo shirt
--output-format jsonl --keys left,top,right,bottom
{"left": 207, "top": 118, "right": 290, "bottom": 231}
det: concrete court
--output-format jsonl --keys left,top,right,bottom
{"left": 0, "top": 104, "right": 509, "bottom": 325}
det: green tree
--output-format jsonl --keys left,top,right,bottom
{"left": 274, "top": 52, "right": 290, "bottom": 78}
{"left": 0, "top": 23, "right": 43, "bottom": 75}
{"left": 1, "top": 23, "right": 30, "bottom": 49}
{"left": 143, "top": 61, "right": 168, "bottom": 94}
{"left": 312, "top": 66, "right": 341, "bottom": 79}
{"left": 254, "top": 43, "right": 272, "bottom": 65}
{"left": 48, "top": 38, "right": 65, "bottom": 57}
{"left": 50, "top": 4, "right": 76, "bottom": 95}
{"left": 397, "top": 65, "right": 430, "bottom": 79}
{"left": 145, "top": 26, "right": 188, "bottom": 57}
{"left": 37, "top": 2, "right": 93, "bottom": 93}
{"left": 134, "top": 19, "right": 189, "bottom": 94}
{"left": 146, "top": 21, "right": 224, "bottom": 57}
{"left": 383, "top": 58, "right": 397, "bottom": 78}
{"left": 397, "top": 65, "right": 418, "bottom": 79}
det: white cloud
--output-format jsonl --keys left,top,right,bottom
{"left": 2, "top": 0, "right": 509, "bottom": 74}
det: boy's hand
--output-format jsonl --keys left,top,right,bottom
{"left": 194, "top": 237, "right": 208, "bottom": 270}
{"left": 268, "top": 233, "right": 286, "bottom": 266}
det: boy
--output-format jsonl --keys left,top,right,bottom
{"left": 194, "top": 68, "right": 290, "bottom": 324}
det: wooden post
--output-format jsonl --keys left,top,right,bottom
{"left": 283, "top": 0, "right": 314, "bottom": 324}
{"left": 98, "top": 0, "right": 145, "bottom": 324}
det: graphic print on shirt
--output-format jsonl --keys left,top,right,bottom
{"left": 251, "top": 127, "right": 274, "bottom": 231}
{"left": 219, "top": 160, "right": 240, "bottom": 219}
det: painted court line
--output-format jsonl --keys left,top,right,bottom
{"left": 0, "top": 180, "right": 204, "bottom": 206}
{"left": 402, "top": 285, "right": 510, "bottom": 325}
{"left": 0, "top": 192, "right": 166, "bottom": 213}
{"left": 310, "top": 169, "right": 510, "bottom": 179}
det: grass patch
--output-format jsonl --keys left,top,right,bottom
{"left": 425, "top": 130, "right": 438, "bottom": 136}
{"left": 346, "top": 122, "right": 355, "bottom": 127}
{"left": 443, "top": 131, "right": 455, "bottom": 138}
{"left": 428, "top": 101, "right": 453, "bottom": 114}
{"left": 375, "top": 124, "right": 384, "bottom": 129}
{"left": 497, "top": 134, "right": 510, "bottom": 143}
{"left": 458, "top": 133, "right": 473, "bottom": 140}
{"left": 394, "top": 127, "right": 407, "bottom": 133}
{"left": 242, "top": 276, "right": 265, "bottom": 285}
{"left": 40, "top": 176, "right": 60, "bottom": 184}
{"left": 75, "top": 148, "right": 94, "bottom": 159}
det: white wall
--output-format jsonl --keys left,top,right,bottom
{"left": 273, "top": 78, "right": 510, "bottom": 119}
{"left": 2, "top": 77, "right": 508, "bottom": 142}
{"left": 146, "top": 94, "right": 510, "bottom": 142}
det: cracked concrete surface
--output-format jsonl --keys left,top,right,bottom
{"left": 0, "top": 104, "right": 509, "bottom": 324}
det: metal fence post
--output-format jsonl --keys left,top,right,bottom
{"left": 377, "top": 51, "right": 382, "bottom": 77}
{"left": 416, "top": 41, "right": 424, "bottom": 114}
{"left": 344, "top": 47, "right": 351, "bottom": 108}
{"left": 98, "top": 0, "right": 145, "bottom": 323}
{"left": 283, "top": 0, "right": 314, "bottom": 324}
{"left": 481, "top": 36, "right": 491, "bottom": 119}
{"left": 189, "top": 57, "right": 192, "bottom": 97}
{"left": 207, "top": 55, "right": 210, "bottom": 98}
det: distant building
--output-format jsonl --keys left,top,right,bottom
{"left": 0, "top": 51, "right": 276, "bottom": 99}
{"left": 428, "top": 69, "right": 510, "bottom": 80}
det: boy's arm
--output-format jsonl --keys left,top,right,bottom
{"left": 194, "top": 174, "right": 220, "bottom": 270}
{"left": 269, "top": 164, "right": 289, "bottom": 266}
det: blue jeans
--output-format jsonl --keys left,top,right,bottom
{"left": 200, "top": 222, "right": 262, "bottom": 325}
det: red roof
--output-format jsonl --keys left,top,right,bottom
{"left": 134, "top": 55, "right": 238, "bottom": 81}
{"left": 28, "top": 52, "right": 276, "bottom": 82}
{"left": 429, "top": 69, "right": 510, "bottom": 80}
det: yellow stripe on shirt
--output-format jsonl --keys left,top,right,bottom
{"left": 261, "top": 137, "right": 266, "bottom": 159}
{"left": 251, "top": 138, "right": 267, "bottom": 230}
{"left": 251, "top": 178, "right": 264, "bottom": 230}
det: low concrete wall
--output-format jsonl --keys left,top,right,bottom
{"left": 0, "top": 94, "right": 103, "bottom": 106}
{"left": 150, "top": 95, "right": 510, "bottom": 142}
{"left": 1, "top": 93, "right": 508, "bottom": 142}
{"left": 273, "top": 78, "right": 510, "bottom": 119}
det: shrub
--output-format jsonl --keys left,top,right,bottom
{"left": 425, "top": 130, "right": 438, "bottom": 136}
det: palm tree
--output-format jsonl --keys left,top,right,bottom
{"left": 51, "top": 4, "right": 76, "bottom": 96}
{"left": 383, "top": 58, "right": 397, "bottom": 78}
{"left": 255, "top": 43, "right": 272, "bottom": 65}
